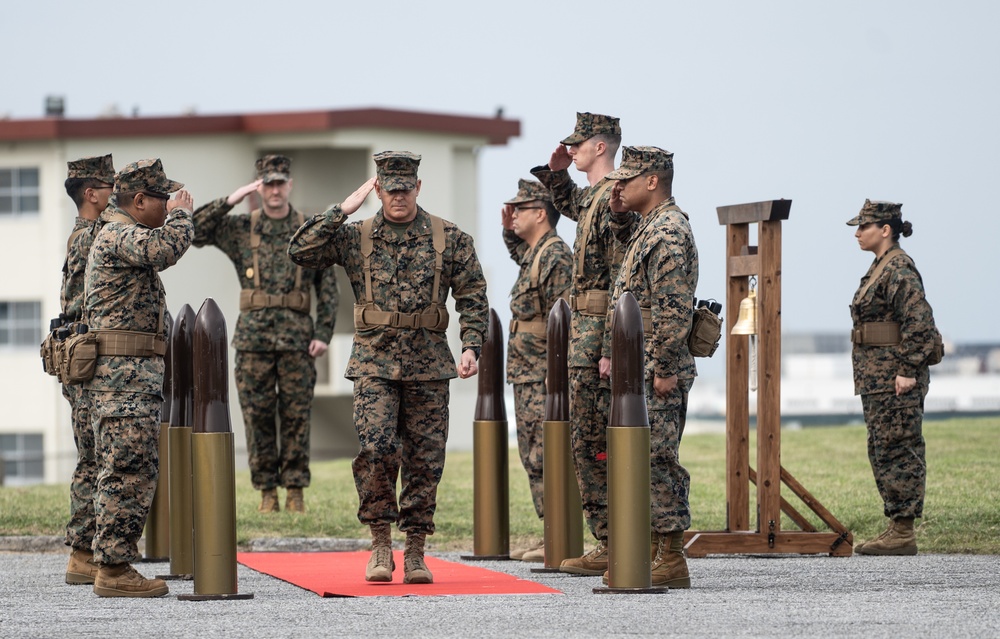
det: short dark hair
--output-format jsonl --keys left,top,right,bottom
{"left": 64, "top": 177, "right": 108, "bottom": 208}
{"left": 593, "top": 133, "right": 622, "bottom": 157}
{"left": 650, "top": 169, "right": 674, "bottom": 193}
{"left": 543, "top": 201, "right": 560, "bottom": 228}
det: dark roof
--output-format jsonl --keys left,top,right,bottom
{"left": 0, "top": 107, "right": 520, "bottom": 146}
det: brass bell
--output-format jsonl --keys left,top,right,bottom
{"left": 731, "top": 288, "right": 758, "bottom": 335}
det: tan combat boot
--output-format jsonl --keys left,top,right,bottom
{"left": 650, "top": 531, "right": 691, "bottom": 589}
{"left": 855, "top": 517, "right": 918, "bottom": 556}
{"left": 66, "top": 548, "right": 99, "bottom": 585}
{"left": 601, "top": 531, "right": 662, "bottom": 585}
{"left": 285, "top": 487, "right": 305, "bottom": 513}
{"left": 520, "top": 541, "right": 545, "bottom": 563}
{"left": 258, "top": 488, "right": 279, "bottom": 513}
{"left": 365, "top": 524, "right": 395, "bottom": 582}
{"left": 93, "top": 563, "right": 169, "bottom": 598}
{"left": 403, "top": 533, "right": 434, "bottom": 584}
{"left": 559, "top": 540, "right": 608, "bottom": 576}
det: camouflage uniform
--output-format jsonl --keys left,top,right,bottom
{"left": 606, "top": 146, "right": 699, "bottom": 534}
{"left": 191, "top": 156, "right": 338, "bottom": 491}
{"left": 848, "top": 200, "right": 938, "bottom": 520}
{"left": 60, "top": 154, "right": 114, "bottom": 554}
{"left": 84, "top": 159, "right": 193, "bottom": 565}
{"left": 531, "top": 113, "right": 631, "bottom": 542}
{"left": 503, "top": 179, "right": 573, "bottom": 519}
{"left": 288, "top": 151, "right": 488, "bottom": 535}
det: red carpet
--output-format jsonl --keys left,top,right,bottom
{"left": 237, "top": 551, "right": 562, "bottom": 598}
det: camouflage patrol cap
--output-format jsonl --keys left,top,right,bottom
{"left": 255, "top": 154, "right": 292, "bottom": 183}
{"left": 504, "top": 178, "right": 552, "bottom": 205}
{"left": 67, "top": 154, "right": 115, "bottom": 183}
{"left": 846, "top": 199, "right": 903, "bottom": 226}
{"left": 607, "top": 146, "right": 674, "bottom": 180}
{"left": 114, "top": 158, "right": 184, "bottom": 195}
{"left": 374, "top": 151, "right": 421, "bottom": 191}
{"left": 561, "top": 112, "right": 622, "bottom": 145}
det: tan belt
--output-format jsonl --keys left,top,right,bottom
{"left": 95, "top": 330, "right": 167, "bottom": 357}
{"left": 240, "top": 289, "right": 310, "bottom": 314}
{"left": 353, "top": 304, "right": 449, "bottom": 332}
{"left": 509, "top": 318, "right": 547, "bottom": 336}
{"left": 639, "top": 307, "right": 651, "bottom": 333}
{"left": 851, "top": 321, "right": 901, "bottom": 346}
{"left": 570, "top": 289, "right": 610, "bottom": 316}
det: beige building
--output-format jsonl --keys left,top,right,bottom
{"left": 0, "top": 106, "right": 519, "bottom": 485}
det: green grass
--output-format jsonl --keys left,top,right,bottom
{"left": 2, "top": 417, "right": 997, "bottom": 554}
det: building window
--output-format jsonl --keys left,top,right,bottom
{"left": 0, "top": 167, "right": 41, "bottom": 216}
{"left": 0, "top": 433, "right": 44, "bottom": 486}
{"left": 0, "top": 301, "right": 42, "bottom": 347}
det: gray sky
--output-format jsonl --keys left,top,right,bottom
{"left": 6, "top": 1, "right": 998, "bottom": 377}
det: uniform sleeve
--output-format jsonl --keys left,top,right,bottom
{"left": 503, "top": 228, "right": 526, "bottom": 262}
{"left": 647, "top": 241, "right": 692, "bottom": 378}
{"left": 540, "top": 242, "right": 573, "bottom": 311}
{"left": 531, "top": 165, "right": 585, "bottom": 222}
{"left": 609, "top": 209, "right": 640, "bottom": 245}
{"left": 311, "top": 265, "right": 339, "bottom": 344}
{"left": 288, "top": 205, "right": 350, "bottom": 269}
{"left": 451, "top": 231, "right": 489, "bottom": 352}
{"left": 111, "top": 210, "right": 194, "bottom": 271}
{"left": 191, "top": 197, "right": 234, "bottom": 248}
{"left": 887, "top": 259, "right": 937, "bottom": 378}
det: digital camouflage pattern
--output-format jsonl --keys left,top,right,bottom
{"left": 847, "top": 199, "right": 902, "bottom": 227}
{"left": 289, "top": 179, "right": 487, "bottom": 536}
{"left": 255, "top": 154, "right": 291, "bottom": 183}
{"left": 606, "top": 197, "right": 699, "bottom": 389}
{"left": 351, "top": 377, "right": 450, "bottom": 534}
{"left": 192, "top": 198, "right": 338, "bottom": 351}
{"left": 236, "top": 350, "right": 317, "bottom": 489}
{"left": 608, "top": 195, "right": 699, "bottom": 534}
{"left": 61, "top": 217, "right": 99, "bottom": 321}
{"left": 83, "top": 196, "right": 193, "bottom": 565}
{"left": 67, "top": 154, "right": 115, "bottom": 182}
{"left": 504, "top": 218, "right": 572, "bottom": 521}
{"left": 560, "top": 112, "right": 622, "bottom": 145}
{"left": 192, "top": 197, "right": 338, "bottom": 491}
{"left": 113, "top": 158, "right": 183, "bottom": 196}
{"left": 852, "top": 244, "right": 936, "bottom": 520}
{"left": 62, "top": 384, "right": 95, "bottom": 551}
{"left": 530, "top": 167, "right": 629, "bottom": 368}
{"left": 513, "top": 381, "right": 546, "bottom": 518}
{"left": 62, "top": 219, "right": 97, "bottom": 551}
{"left": 504, "top": 227, "right": 572, "bottom": 383}
{"left": 850, "top": 247, "right": 936, "bottom": 395}
{"left": 374, "top": 151, "right": 421, "bottom": 191}
{"left": 569, "top": 366, "right": 611, "bottom": 541}
{"left": 504, "top": 178, "right": 552, "bottom": 205}
{"left": 649, "top": 382, "right": 693, "bottom": 533}
{"left": 288, "top": 205, "right": 488, "bottom": 380}
{"left": 607, "top": 145, "right": 674, "bottom": 181}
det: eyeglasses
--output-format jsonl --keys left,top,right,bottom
{"left": 512, "top": 206, "right": 543, "bottom": 214}
{"left": 141, "top": 192, "right": 170, "bottom": 202}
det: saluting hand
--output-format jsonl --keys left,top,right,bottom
{"left": 609, "top": 180, "right": 628, "bottom": 214}
{"left": 501, "top": 204, "right": 515, "bottom": 231}
{"left": 342, "top": 177, "right": 377, "bottom": 216}
{"left": 227, "top": 180, "right": 262, "bottom": 206}
{"left": 458, "top": 349, "right": 479, "bottom": 379}
{"left": 549, "top": 145, "right": 573, "bottom": 172}
{"left": 169, "top": 189, "right": 194, "bottom": 212}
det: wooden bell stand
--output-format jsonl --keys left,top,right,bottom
{"left": 684, "top": 199, "right": 853, "bottom": 557}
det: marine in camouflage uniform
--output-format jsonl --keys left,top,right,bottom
{"left": 848, "top": 200, "right": 940, "bottom": 556}
{"left": 191, "top": 155, "right": 338, "bottom": 513}
{"left": 84, "top": 159, "right": 193, "bottom": 596}
{"left": 531, "top": 112, "right": 632, "bottom": 574}
{"left": 501, "top": 179, "right": 573, "bottom": 543}
{"left": 605, "top": 146, "right": 697, "bottom": 588}
{"left": 59, "top": 154, "right": 114, "bottom": 586}
{"left": 289, "top": 151, "right": 487, "bottom": 584}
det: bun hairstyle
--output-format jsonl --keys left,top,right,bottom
{"left": 878, "top": 217, "right": 913, "bottom": 241}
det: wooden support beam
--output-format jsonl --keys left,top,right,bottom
{"left": 724, "top": 223, "right": 751, "bottom": 532}
{"left": 684, "top": 531, "right": 852, "bottom": 558}
{"left": 757, "top": 220, "right": 783, "bottom": 533}
{"left": 748, "top": 467, "right": 816, "bottom": 532}
{"left": 717, "top": 199, "right": 792, "bottom": 225}
{"left": 780, "top": 466, "right": 853, "bottom": 547}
